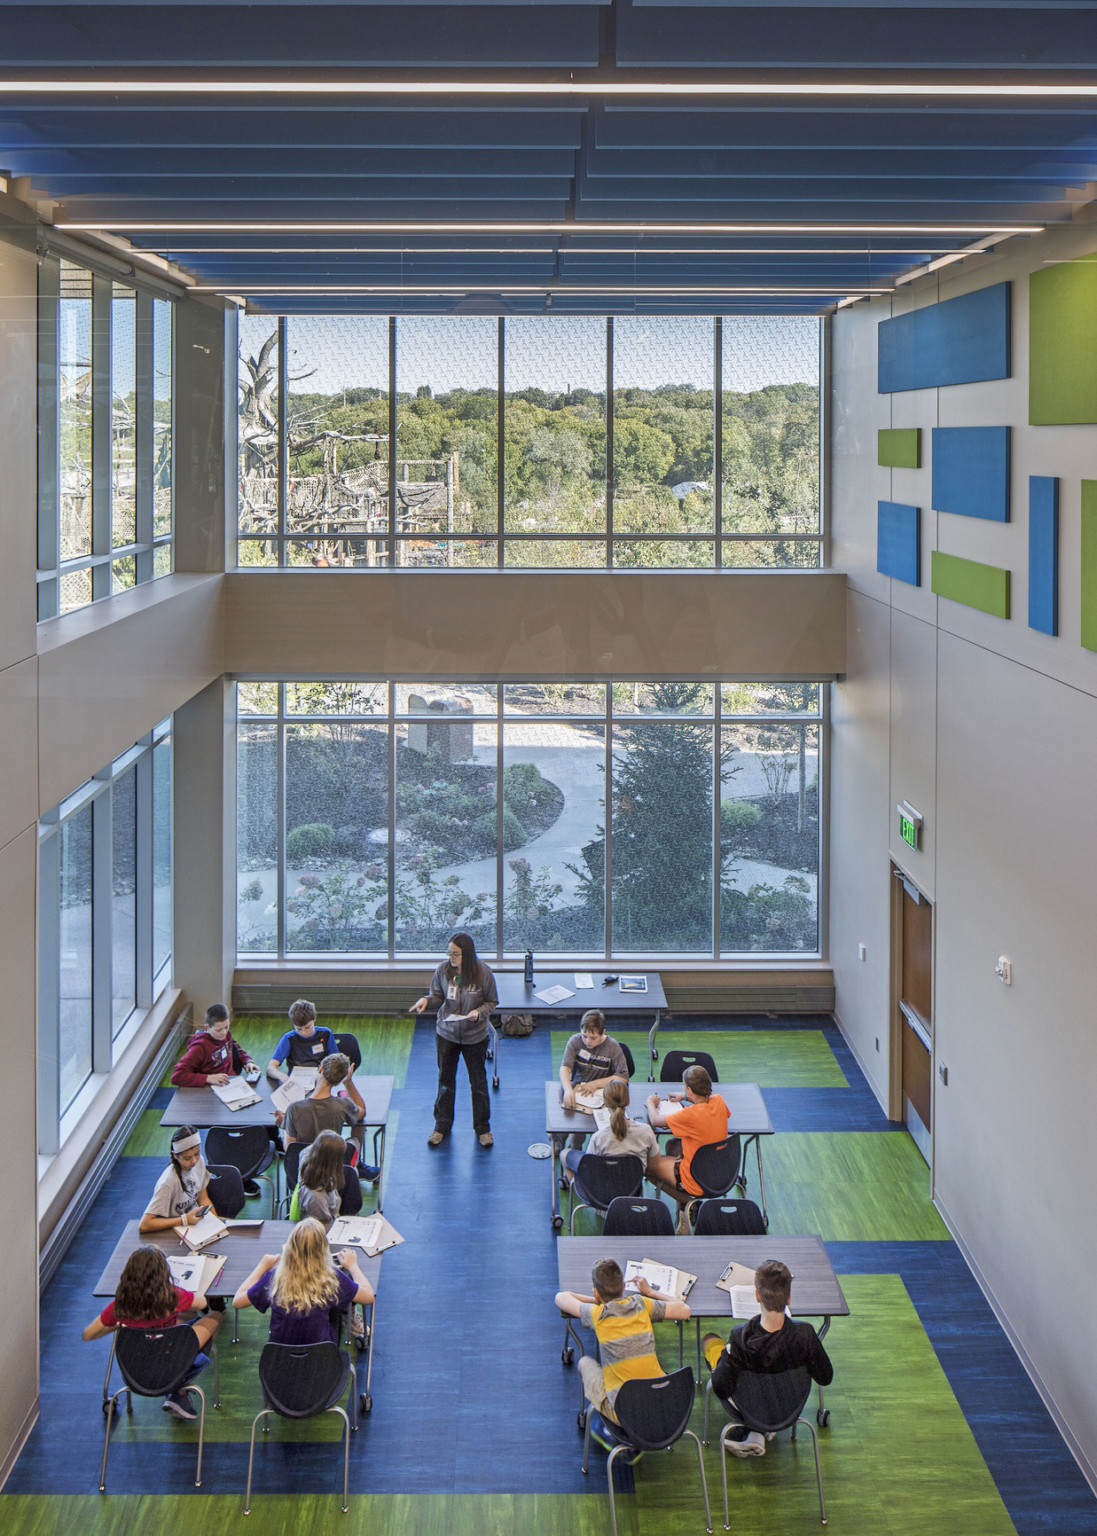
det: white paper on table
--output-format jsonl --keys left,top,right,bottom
{"left": 270, "top": 1076, "right": 308, "bottom": 1115}
{"left": 574, "top": 973, "right": 594, "bottom": 989}
{"left": 592, "top": 1106, "right": 613, "bottom": 1133}
{"left": 175, "top": 1210, "right": 230, "bottom": 1251}
{"left": 655, "top": 1097, "right": 683, "bottom": 1122}
{"left": 535, "top": 984, "right": 574, "bottom": 1005}
{"left": 328, "top": 1215, "right": 383, "bottom": 1251}
{"left": 573, "top": 1087, "right": 604, "bottom": 1113}
{"left": 211, "top": 1078, "right": 262, "bottom": 1110}
{"left": 289, "top": 1066, "right": 319, "bottom": 1091}
{"left": 729, "top": 1284, "right": 762, "bottom": 1319}
{"left": 623, "top": 1258, "right": 696, "bottom": 1300}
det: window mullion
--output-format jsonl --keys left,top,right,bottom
{"left": 91, "top": 789, "right": 113, "bottom": 1072}
{"left": 135, "top": 291, "right": 154, "bottom": 584}
{"left": 91, "top": 275, "right": 112, "bottom": 602}
{"left": 37, "top": 833, "right": 61, "bottom": 1157}
{"left": 135, "top": 745, "right": 154, "bottom": 1010}
{"left": 37, "top": 257, "right": 61, "bottom": 621}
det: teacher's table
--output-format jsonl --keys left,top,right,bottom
{"left": 491, "top": 971, "right": 666, "bottom": 1090}
{"left": 544, "top": 1079, "right": 773, "bottom": 1230}
{"left": 556, "top": 1233, "right": 846, "bottom": 1426}
{"left": 93, "top": 1217, "right": 383, "bottom": 1414}
{"left": 160, "top": 1075, "right": 395, "bottom": 1212}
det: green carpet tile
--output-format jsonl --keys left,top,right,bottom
{"left": 159, "top": 1015, "right": 416, "bottom": 1090}
{"left": 762, "top": 1132, "right": 950, "bottom": 1243}
{"left": 121, "top": 1107, "right": 174, "bottom": 1158}
{"left": 550, "top": 1027, "right": 847, "bottom": 1088}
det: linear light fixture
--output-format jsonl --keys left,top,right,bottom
{"left": 151, "top": 243, "right": 975, "bottom": 256}
{"left": 58, "top": 220, "right": 1043, "bottom": 237}
{"left": 190, "top": 282, "right": 892, "bottom": 295}
{"left": 8, "top": 77, "right": 1097, "bottom": 98}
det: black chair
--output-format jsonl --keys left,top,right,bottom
{"left": 693, "top": 1197, "right": 766, "bottom": 1236}
{"left": 244, "top": 1341, "right": 359, "bottom": 1514}
{"left": 619, "top": 1041, "right": 636, "bottom": 1078}
{"left": 706, "top": 1365, "right": 826, "bottom": 1527}
{"left": 205, "top": 1126, "right": 277, "bottom": 1215}
{"left": 100, "top": 1325, "right": 218, "bottom": 1491}
{"left": 653, "top": 1136, "right": 745, "bottom": 1232}
{"left": 569, "top": 1154, "right": 645, "bottom": 1234}
{"left": 339, "top": 1165, "right": 363, "bottom": 1216}
{"left": 602, "top": 1196, "right": 674, "bottom": 1238}
{"left": 206, "top": 1162, "right": 247, "bottom": 1219}
{"left": 660, "top": 1048, "right": 718, "bottom": 1083}
{"left": 333, "top": 1031, "right": 362, "bottom": 1070}
{"left": 582, "top": 1367, "right": 711, "bottom": 1536}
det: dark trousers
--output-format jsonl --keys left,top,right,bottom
{"left": 433, "top": 1034, "right": 491, "bottom": 1135}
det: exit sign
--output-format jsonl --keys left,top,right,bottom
{"left": 897, "top": 801, "right": 923, "bottom": 851}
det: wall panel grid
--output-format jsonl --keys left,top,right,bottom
{"left": 36, "top": 720, "right": 173, "bottom": 1156}
{"left": 37, "top": 256, "right": 174, "bottom": 621}
{"left": 237, "top": 313, "right": 823, "bottom": 573}
{"left": 236, "top": 678, "right": 825, "bottom": 965}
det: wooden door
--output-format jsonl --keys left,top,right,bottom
{"left": 897, "top": 875, "right": 932, "bottom": 1164}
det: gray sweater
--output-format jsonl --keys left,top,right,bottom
{"left": 428, "top": 958, "right": 498, "bottom": 1045}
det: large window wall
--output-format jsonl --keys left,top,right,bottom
{"left": 37, "top": 722, "right": 173, "bottom": 1156}
{"left": 37, "top": 257, "right": 174, "bottom": 618}
{"left": 238, "top": 315, "right": 821, "bottom": 570}
{"left": 237, "top": 682, "right": 822, "bottom": 961}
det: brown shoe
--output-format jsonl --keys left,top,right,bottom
{"left": 427, "top": 1130, "right": 445, "bottom": 1147}
{"left": 478, "top": 1132, "right": 494, "bottom": 1148}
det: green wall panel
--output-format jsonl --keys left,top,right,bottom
{"left": 878, "top": 428, "right": 921, "bottom": 468}
{"left": 1081, "top": 481, "right": 1097, "bottom": 652}
{"left": 1030, "top": 258, "right": 1097, "bottom": 425}
{"left": 931, "top": 551, "right": 1010, "bottom": 619}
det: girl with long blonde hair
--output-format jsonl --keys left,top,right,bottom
{"left": 233, "top": 1218, "right": 374, "bottom": 1345}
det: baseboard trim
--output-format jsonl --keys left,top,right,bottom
{"left": 0, "top": 1398, "right": 39, "bottom": 1492}
{"left": 934, "top": 1192, "right": 1097, "bottom": 1499}
{"left": 832, "top": 1005, "right": 891, "bottom": 1118}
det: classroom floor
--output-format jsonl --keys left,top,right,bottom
{"left": 4, "top": 1014, "right": 1095, "bottom": 1535}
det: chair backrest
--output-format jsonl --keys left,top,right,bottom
{"left": 619, "top": 1040, "right": 636, "bottom": 1078}
{"left": 339, "top": 1166, "right": 363, "bottom": 1216}
{"left": 603, "top": 1196, "right": 675, "bottom": 1237}
{"left": 692, "top": 1196, "right": 764, "bottom": 1236}
{"left": 573, "top": 1153, "right": 645, "bottom": 1211}
{"left": 333, "top": 1031, "right": 362, "bottom": 1070}
{"left": 115, "top": 1324, "right": 201, "bottom": 1398}
{"left": 282, "top": 1139, "right": 305, "bottom": 1192}
{"left": 205, "top": 1124, "right": 270, "bottom": 1177}
{"left": 258, "top": 1341, "right": 351, "bottom": 1419}
{"left": 206, "top": 1161, "right": 247, "bottom": 1218}
{"left": 613, "top": 1367, "right": 696, "bottom": 1450}
{"left": 731, "top": 1365, "right": 814, "bottom": 1434}
{"left": 688, "top": 1136, "right": 741, "bottom": 1197}
{"left": 659, "top": 1048, "right": 718, "bottom": 1083}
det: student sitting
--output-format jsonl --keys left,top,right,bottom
{"left": 171, "top": 1003, "right": 259, "bottom": 1087}
{"left": 559, "top": 1009, "right": 632, "bottom": 1151}
{"left": 266, "top": 998, "right": 338, "bottom": 1083}
{"left": 276, "top": 1051, "right": 379, "bottom": 1183}
{"left": 701, "top": 1258, "right": 834, "bottom": 1457}
{"left": 645, "top": 1064, "right": 729, "bottom": 1231}
{"left": 82, "top": 1244, "right": 222, "bottom": 1420}
{"left": 292, "top": 1130, "right": 347, "bottom": 1230}
{"left": 139, "top": 1126, "right": 218, "bottom": 1234}
{"left": 555, "top": 1256, "right": 691, "bottom": 1424}
{"left": 233, "top": 1218, "right": 374, "bottom": 1345}
{"left": 562, "top": 1077, "right": 658, "bottom": 1182}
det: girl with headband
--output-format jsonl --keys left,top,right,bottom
{"left": 139, "top": 1126, "right": 217, "bottom": 1234}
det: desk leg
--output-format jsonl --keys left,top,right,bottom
{"left": 754, "top": 1134, "right": 769, "bottom": 1229}
{"left": 360, "top": 1296, "right": 376, "bottom": 1414}
{"left": 814, "top": 1317, "right": 832, "bottom": 1426}
{"left": 488, "top": 1021, "right": 500, "bottom": 1090}
{"left": 647, "top": 1010, "right": 661, "bottom": 1080}
{"left": 373, "top": 1125, "right": 386, "bottom": 1214}
{"left": 551, "top": 1133, "right": 565, "bottom": 1230}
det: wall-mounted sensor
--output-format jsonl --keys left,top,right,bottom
{"left": 995, "top": 956, "right": 1012, "bottom": 985}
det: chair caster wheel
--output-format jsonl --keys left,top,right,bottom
{"left": 102, "top": 1400, "right": 119, "bottom": 1419}
{"left": 361, "top": 1394, "right": 372, "bottom": 1415}
{"left": 553, "top": 1215, "right": 564, "bottom": 1230}
{"left": 492, "top": 1078, "right": 499, "bottom": 1090}
{"left": 562, "top": 1347, "right": 574, "bottom": 1366}
{"left": 817, "top": 1408, "right": 829, "bottom": 1427}
{"left": 578, "top": 1411, "right": 586, "bottom": 1433}
{"left": 486, "top": 1048, "right": 493, "bottom": 1062}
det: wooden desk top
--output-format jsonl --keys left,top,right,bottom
{"left": 544, "top": 1081, "right": 774, "bottom": 1138}
{"left": 159, "top": 1075, "right": 394, "bottom": 1130}
{"left": 495, "top": 972, "right": 667, "bottom": 1013}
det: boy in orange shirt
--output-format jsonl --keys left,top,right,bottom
{"left": 646, "top": 1065, "right": 728, "bottom": 1231}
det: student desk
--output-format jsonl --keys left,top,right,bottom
{"left": 556, "top": 1233, "right": 846, "bottom": 1425}
{"left": 489, "top": 971, "right": 667, "bottom": 1090}
{"left": 543, "top": 1080, "right": 774, "bottom": 1230}
{"left": 93, "top": 1217, "right": 383, "bottom": 1414}
{"left": 159, "top": 1075, "right": 394, "bottom": 1211}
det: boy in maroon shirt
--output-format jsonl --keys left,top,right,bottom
{"left": 171, "top": 1003, "right": 259, "bottom": 1087}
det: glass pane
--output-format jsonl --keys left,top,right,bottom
{"left": 237, "top": 537, "right": 280, "bottom": 568}
{"left": 394, "top": 718, "right": 497, "bottom": 955}
{"left": 111, "top": 557, "right": 136, "bottom": 593}
{"left": 285, "top": 722, "right": 389, "bottom": 954}
{"left": 111, "top": 767, "right": 137, "bottom": 1038}
{"left": 502, "top": 721, "right": 605, "bottom": 955}
{"left": 59, "top": 262, "right": 93, "bottom": 563}
{"left": 238, "top": 314, "right": 280, "bottom": 546}
{"left": 613, "top": 682, "right": 713, "bottom": 716}
{"left": 153, "top": 543, "right": 173, "bottom": 578}
{"left": 504, "top": 316, "right": 606, "bottom": 536}
{"left": 394, "top": 536, "right": 498, "bottom": 569}
{"left": 722, "top": 317, "right": 820, "bottom": 546}
{"left": 612, "top": 537, "right": 713, "bottom": 569}
{"left": 396, "top": 316, "right": 497, "bottom": 544}
{"left": 60, "top": 567, "right": 92, "bottom": 613}
{"left": 720, "top": 720, "right": 819, "bottom": 954}
{"left": 237, "top": 720, "right": 278, "bottom": 954}
{"left": 722, "top": 539, "right": 821, "bottom": 569}
{"left": 153, "top": 299, "right": 174, "bottom": 541}
{"left": 153, "top": 738, "right": 173, "bottom": 979}
{"left": 286, "top": 681, "right": 386, "bottom": 716}
{"left": 613, "top": 317, "right": 714, "bottom": 539}
{"left": 396, "top": 684, "right": 496, "bottom": 717}
{"left": 721, "top": 683, "right": 821, "bottom": 717}
{"left": 59, "top": 804, "right": 93, "bottom": 1114}
{"left": 503, "top": 539, "right": 605, "bottom": 568}
{"left": 286, "top": 538, "right": 388, "bottom": 568}
{"left": 238, "top": 682, "right": 279, "bottom": 716}
{"left": 111, "top": 287, "right": 136, "bottom": 551}
{"left": 503, "top": 683, "right": 606, "bottom": 716}
{"left": 611, "top": 716, "right": 713, "bottom": 954}
{"left": 286, "top": 316, "right": 389, "bottom": 562}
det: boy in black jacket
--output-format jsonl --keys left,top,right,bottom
{"left": 702, "top": 1258, "right": 833, "bottom": 1457}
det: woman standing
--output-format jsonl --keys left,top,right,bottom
{"left": 413, "top": 931, "right": 498, "bottom": 1149}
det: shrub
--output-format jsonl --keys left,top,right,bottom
{"left": 474, "top": 807, "right": 527, "bottom": 852}
{"left": 503, "top": 760, "right": 549, "bottom": 811}
{"left": 721, "top": 799, "right": 762, "bottom": 837}
{"left": 286, "top": 822, "right": 336, "bottom": 863}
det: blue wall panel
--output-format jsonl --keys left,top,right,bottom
{"left": 878, "top": 282, "right": 1010, "bottom": 393}
{"left": 877, "top": 501, "right": 920, "bottom": 586}
{"left": 1028, "top": 476, "right": 1059, "bottom": 636}
{"left": 931, "top": 426, "right": 1010, "bottom": 521}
